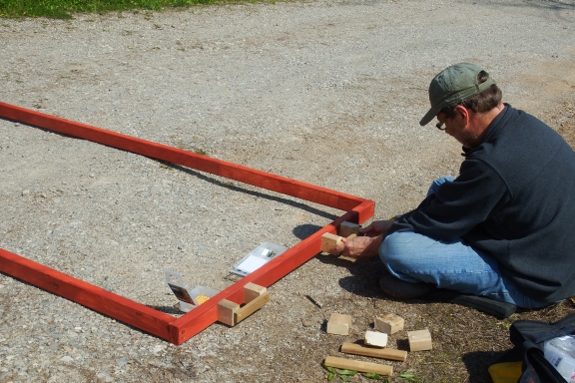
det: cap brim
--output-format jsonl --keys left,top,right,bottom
{"left": 419, "top": 106, "right": 441, "bottom": 126}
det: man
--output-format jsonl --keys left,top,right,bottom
{"left": 331, "top": 62, "right": 575, "bottom": 310}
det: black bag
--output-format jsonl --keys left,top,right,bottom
{"left": 499, "top": 312, "right": 575, "bottom": 382}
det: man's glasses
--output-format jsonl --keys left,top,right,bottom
{"left": 436, "top": 121, "right": 445, "bottom": 131}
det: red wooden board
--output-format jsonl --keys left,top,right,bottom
{"left": 0, "top": 102, "right": 375, "bottom": 344}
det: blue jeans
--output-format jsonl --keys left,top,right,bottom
{"left": 379, "top": 176, "right": 549, "bottom": 309}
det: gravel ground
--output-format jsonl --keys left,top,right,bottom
{"left": 1, "top": 0, "right": 575, "bottom": 381}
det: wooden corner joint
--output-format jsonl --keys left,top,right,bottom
{"left": 217, "top": 283, "right": 269, "bottom": 326}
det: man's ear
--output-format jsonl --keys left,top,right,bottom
{"left": 454, "top": 104, "right": 470, "bottom": 125}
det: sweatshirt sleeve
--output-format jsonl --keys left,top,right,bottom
{"left": 387, "top": 158, "right": 510, "bottom": 242}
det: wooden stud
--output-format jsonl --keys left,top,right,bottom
{"left": 340, "top": 342, "right": 407, "bottom": 362}
{"left": 321, "top": 233, "right": 343, "bottom": 253}
{"left": 339, "top": 221, "right": 360, "bottom": 237}
{"left": 327, "top": 313, "right": 352, "bottom": 335}
{"left": 374, "top": 313, "right": 404, "bottom": 335}
{"left": 0, "top": 248, "right": 173, "bottom": 340}
{"left": 408, "top": 329, "right": 432, "bottom": 352}
{"left": 0, "top": 102, "right": 377, "bottom": 345}
{"left": 364, "top": 330, "right": 388, "bottom": 348}
{"left": 324, "top": 356, "right": 393, "bottom": 376}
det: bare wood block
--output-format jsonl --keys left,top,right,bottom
{"left": 341, "top": 342, "right": 407, "bottom": 362}
{"left": 321, "top": 233, "right": 343, "bottom": 253}
{"left": 217, "top": 299, "right": 240, "bottom": 326}
{"left": 324, "top": 356, "right": 393, "bottom": 376}
{"left": 374, "top": 313, "right": 404, "bottom": 335}
{"left": 339, "top": 221, "right": 360, "bottom": 237}
{"left": 244, "top": 282, "right": 267, "bottom": 303}
{"left": 327, "top": 313, "right": 352, "bottom": 335}
{"left": 408, "top": 329, "right": 432, "bottom": 351}
{"left": 235, "top": 291, "right": 270, "bottom": 323}
{"left": 365, "top": 330, "right": 388, "bottom": 348}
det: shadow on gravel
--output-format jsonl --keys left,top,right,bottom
{"left": 293, "top": 223, "right": 323, "bottom": 240}
{"left": 147, "top": 304, "right": 182, "bottom": 315}
{"left": 164, "top": 162, "right": 341, "bottom": 221}
{"left": 317, "top": 256, "right": 385, "bottom": 299}
{"left": 7, "top": 121, "right": 341, "bottom": 221}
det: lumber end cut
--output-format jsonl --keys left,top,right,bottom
{"left": 327, "top": 313, "right": 352, "bottom": 335}
{"left": 408, "top": 329, "right": 432, "bottom": 352}
{"left": 374, "top": 313, "right": 404, "bottom": 335}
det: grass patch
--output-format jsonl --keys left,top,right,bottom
{"left": 0, "top": 0, "right": 228, "bottom": 19}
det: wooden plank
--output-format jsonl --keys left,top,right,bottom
{"left": 0, "top": 101, "right": 376, "bottom": 344}
{"left": 0, "top": 248, "right": 173, "bottom": 339}
{"left": 341, "top": 342, "right": 407, "bottom": 362}
{"left": 324, "top": 356, "right": 393, "bottom": 376}
{"left": 0, "top": 102, "right": 364, "bottom": 211}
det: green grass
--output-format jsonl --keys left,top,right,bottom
{"left": 0, "top": 0, "right": 224, "bottom": 19}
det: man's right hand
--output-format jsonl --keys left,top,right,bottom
{"left": 329, "top": 234, "right": 383, "bottom": 260}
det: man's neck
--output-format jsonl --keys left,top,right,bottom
{"left": 469, "top": 102, "right": 505, "bottom": 145}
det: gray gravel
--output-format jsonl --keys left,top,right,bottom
{"left": 1, "top": 0, "right": 575, "bottom": 381}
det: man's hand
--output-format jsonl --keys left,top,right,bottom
{"left": 360, "top": 220, "right": 394, "bottom": 237}
{"left": 329, "top": 234, "right": 383, "bottom": 260}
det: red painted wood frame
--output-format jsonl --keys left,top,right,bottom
{"left": 0, "top": 102, "right": 375, "bottom": 345}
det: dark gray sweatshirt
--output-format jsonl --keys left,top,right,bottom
{"left": 388, "top": 105, "right": 575, "bottom": 303}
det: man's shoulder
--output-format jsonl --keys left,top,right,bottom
{"left": 471, "top": 104, "right": 575, "bottom": 189}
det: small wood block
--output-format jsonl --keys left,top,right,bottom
{"left": 327, "top": 313, "right": 352, "bottom": 335}
{"left": 244, "top": 282, "right": 267, "bottom": 303}
{"left": 324, "top": 356, "right": 393, "bottom": 376}
{"left": 339, "top": 221, "right": 360, "bottom": 237}
{"left": 341, "top": 342, "right": 407, "bottom": 362}
{"left": 408, "top": 329, "right": 432, "bottom": 352}
{"left": 374, "top": 313, "right": 404, "bottom": 335}
{"left": 217, "top": 299, "right": 240, "bottom": 326}
{"left": 365, "top": 330, "right": 388, "bottom": 348}
{"left": 321, "top": 233, "right": 343, "bottom": 253}
{"left": 235, "top": 292, "right": 270, "bottom": 323}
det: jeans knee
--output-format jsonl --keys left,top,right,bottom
{"left": 379, "top": 233, "right": 409, "bottom": 269}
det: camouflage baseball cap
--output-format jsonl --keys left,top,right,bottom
{"left": 420, "top": 62, "right": 495, "bottom": 126}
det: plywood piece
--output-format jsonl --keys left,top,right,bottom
{"left": 324, "top": 356, "right": 393, "bottom": 376}
{"left": 374, "top": 313, "right": 404, "bottom": 335}
{"left": 321, "top": 233, "right": 343, "bottom": 253}
{"left": 327, "top": 313, "right": 352, "bottom": 335}
{"left": 408, "top": 329, "right": 432, "bottom": 352}
{"left": 339, "top": 221, "right": 360, "bottom": 237}
{"left": 365, "top": 331, "right": 388, "bottom": 348}
{"left": 341, "top": 342, "right": 407, "bottom": 362}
